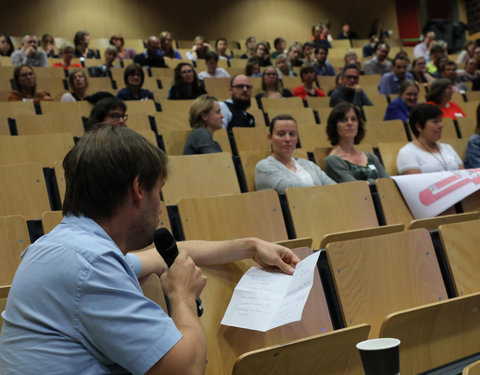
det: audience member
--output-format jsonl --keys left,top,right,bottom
{"left": 410, "top": 57, "right": 435, "bottom": 84}
{"left": 313, "top": 46, "right": 335, "bottom": 76}
{"left": 167, "top": 62, "right": 206, "bottom": 100}
{"left": 272, "top": 37, "right": 286, "bottom": 59}
{"left": 312, "top": 24, "right": 332, "bottom": 49}
{"left": 431, "top": 55, "right": 448, "bottom": 78}
{"left": 109, "top": 34, "right": 136, "bottom": 60}
{"left": 255, "top": 65, "right": 293, "bottom": 107}
{"left": 292, "top": 64, "right": 325, "bottom": 100}
{"left": 116, "top": 63, "right": 154, "bottom": 101}
{"left": 186, "top": 35, "right": 211, "bottom": 61}
{"left": 134, "top": 36, "right": 167, "bottom": 68}
{"left": 198, "top": 51, "right": 230, "bottom": 80}
{"left": 240, "top": 36, "right": 256, "bottom": 59}
{"left": 368, "top": 18, "right": 390, "bottom": 41}
{"left": 330, "top": 64, "right": 372, "bottom": 107}
{"left": 287, "top": 43, "right": 304, "bottom": 68}
{"left": 377, "top": 56, "right": 414, "bottom": 95}
{"left": 275, "top": 53, "right": 296, "bottom": 78}
{"left": 215, "top": 38, "right": 230, "bottom": 60}
{"left": 87, "top": 46, "right": 120, "bottom": 77}
{"left": 364, "top": 42, "right": 391, "bottom": 75}
{"left": 85, "top": 97, "right": 127, "bottom": 131}
{"left": 219, "top": 74, "right": 255, "bottom": 130}
{"left": 0, "top": 124, "right": 299, "bottom": 373}
{"left": 40, "top": 33, "right": 59, "bottom": 58}
{"left": 397, "top": 103, "right": 463, "bottom": 174}
{"left": 426, "top": 41, "right": 447, "bottom": 71}
{"left": 7, "top": 64, "right": 52, "bottom": 103}
{"left": 0, "top": 33, "right": 14, "bottom": 56}
{"left": 245, "top": 58, "right": 262, "bottom": 77}
{"left": 464, "top": 104, "right": 480, "bottom": 168}
{"left": 11, "top": 34, "right": 48, "bottom": 67}
{"left": 254, "top": 42, "right": 272, "bottom": 67}
{"left": 383, "top": 79, "right": 419, "bottom": 123}
{"left": 343, "top": 50, "right": 363, "bottom": 73}
{"left": 413, "top": 31, "right": 435, "bottom": 58}
{"left": 362, "top": 36, "right": 379, "bottom": 58}
{"left": 159, "top": 31, "right": 181, "bottom": 59}
{"left": 324, "top": 102, "right": 389, "bottom": 183}
{"left": 255, "top": 114, "right": 335, "bottom": 193}
{"left": 52, "top": 43, "right": 83, "bottom": 70}
{"left": 183, "top": 94, "right": 224, "bottom": 155}
{"left": 456, "top": 40, "right": 475, "bottom": 65}
{"left": 337, "top": 21, "right": 359, "bottom": 40}
{"left": 474, "top": 47, "right": 480, "bottom": 67}
{"left": 439, "top": 60, "right": 467, "bottom": 92}
{"left": 427, "top": 78, "right": 465, "bottom": 119}
{"left": 302, "top": 42, "right": 315, "bottom": 64}
{"left": 73, "top": 30, "right": 97, "bottom": 59}
{"left": 462, "top": 58, "right": 479, "bottom": 83}
{"left": 61, "top": 69, "right": 89, "bottom": 102}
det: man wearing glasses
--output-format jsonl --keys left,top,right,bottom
{"left": 330, "top": 64, "right": 373, "bottom": 107}
{"left": 219, "top": 74, "right": 256, "bottom": 130}
{"left": 85, "top": 97, "right": 128, "bottom": 131}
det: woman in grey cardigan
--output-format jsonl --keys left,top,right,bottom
{"left": 324, "top": 102, "right": 389, "bottom": 183}
{"left": 255, "top": 114, "right": 335, "bottom": 193}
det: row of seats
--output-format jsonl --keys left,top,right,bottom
{"left": 2, "top": 212, "right": 480, "bottom": 374}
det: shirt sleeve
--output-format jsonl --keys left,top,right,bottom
{"left": 78, "top": 253, "right": 182, "bottom": 375}
{"left": 397, "top": 143, "right": 419, "bottom": 174}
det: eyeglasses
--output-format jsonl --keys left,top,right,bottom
{"left": 181, "top": 70, "right": 194, "bottom": 75}
{"left": 344, "top": 75, "right": 359, "bottom": 81}
{"left": 108, "top": 113, "right": 128, "bottom": 121}
{"left": 264, "top": 72, "right": 277, "bottom": 76}
{"left": 232, "top": 84, "right": 253, "bottom": 90}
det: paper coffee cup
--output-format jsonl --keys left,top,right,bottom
{"left": 356, "top": 338, "right": 400, "bottom": 375}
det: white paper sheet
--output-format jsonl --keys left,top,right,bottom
{"left": 392, "top": 169, "right": 480, "bottom": 219}
{"left": 220, "top": 251, "right": 320, "bottom": 332}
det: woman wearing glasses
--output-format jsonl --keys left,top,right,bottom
{"left": 255, "top": 66, "right": 292, "bottom": 109}
{"left": 167, "top": 62, "right": 206, "bottom": 100}
{"left": 116, "top": 64, "right": 154, "bottom": 101}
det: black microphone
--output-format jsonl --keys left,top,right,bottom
{"left": 153, "top": 228, "right": 204, "bottom": 317}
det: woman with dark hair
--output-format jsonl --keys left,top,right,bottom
{"left": 255, "top": 65, "right": 292, "bottom": 106}
{"left": 409, "top": 57, "right": 434, "bottom": 84}
{"left": 74, "top": 30, "right": 97, "bottom": 59}
{"left": 61, "top": 69, "right": 88, "bottom": 102}
{"left": 159, "top": 31, "right": 181, "bottom": 59}
{"left": 427, "top": 78, "right": 465, "bottom": 119}
{"left": 7, "top": 64, "right": 52, "bottom": 103}
{"left": 116, "top": 63, "right": 154, "bottom": 101}
{"left": 254, "top": 42, "right": 272, "bottom": 67}
{"left": 40, "top": 33, "right": 59, "bottom": 58}
{"left": 464, "top": 104, "right": 480, "bottom": 168}
{"left": 397, "top": 103, "right": 463, "bottom": 174}
{"left": 292, "top": 64, "right": 325, "bottom": 100}
{"left": 109, "top": 34, "right": 136, "bottom": 60}
{"left": 324, "top": 102, "right": 388, "bottom": 183}
{"left": 85, "top": 97, "right": 127, "bottom": 131}
{"left": 167, "top": 63, "right": 206, "bottom": 100}
{"left": 255, "top": 114, "right": 335, "bottom": 193}
{"left": 183, "top": 94, "right": 224, "bottom": 155}
{"left": 245, "top": 58, "right": 262, "bottom": 77}
{"left": 0, "top": 33, "right": 14, "bottom": 56}
{"left": 383, "top": 79, "right": 419, "bottom": 123}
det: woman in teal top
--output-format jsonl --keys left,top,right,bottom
{"left": 324, "top": 102, "right": 389, "bottom": 183}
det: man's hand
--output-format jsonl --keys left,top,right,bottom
{"left": 24, "top": 46, "right": 36, "bottom": 58}
{"left": 160, "top": 251, "right": 206, "bottom": 306}
{"left": 251, "top": 239, "right": 301, "bottom": 275}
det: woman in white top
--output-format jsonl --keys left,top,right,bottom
{"left": 255, "top": 114, "right": 335, "bottom": 193}
{"left": 61, "top": 69, "right": 88, "bottom": 102}
{"left": 397, "top": 103, "right": 463, "bottom": 174}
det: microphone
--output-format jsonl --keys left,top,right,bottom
{"left": 153, "top": 228, "right": 204, "bottom": 317}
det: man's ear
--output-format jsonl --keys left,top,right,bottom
{"left": 130, "top": 176, "right": 143, "bottom": 204}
